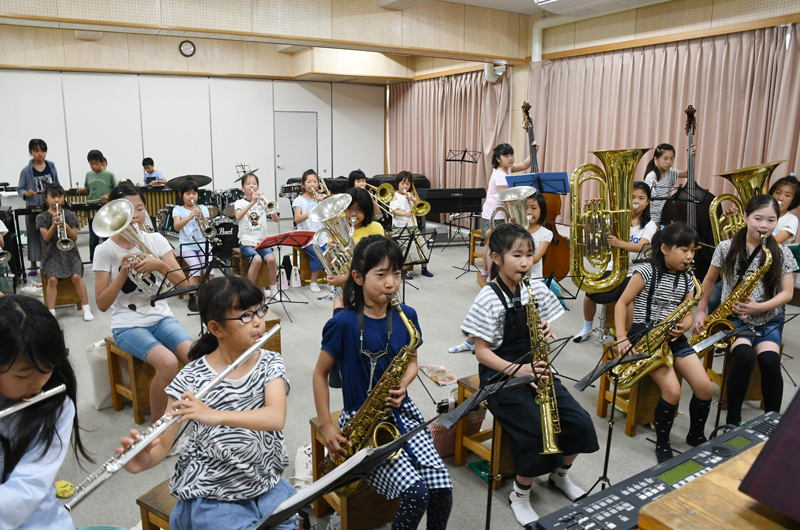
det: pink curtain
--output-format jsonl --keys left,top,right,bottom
{"left": 528, "top": 23, "right": 800, "bottom": 219}
{"left": 388, "top": 70, "right": 509, "bottom": 189}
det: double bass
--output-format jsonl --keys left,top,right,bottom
{"left": 521, "top": 102, "right": 570, "bottom": 279}
{"left": 661, "top": 105, "right": 717, "bottom": 280}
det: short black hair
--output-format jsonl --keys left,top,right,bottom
{"left": 346, "top": 188, "right": 375, "bottom": 228}
{"left": 28, "top": 139, "right": 47, "bottom": 152}
{"left": 142, "top": 157, "right": 154, "bottom": 167}
{"left": 109, "top": 181, "right": 146, "bottom": 205}
{"left": 769, "top": 175, "right": 800, "bottom": 211}
{"left": 348, "top": 169, "right": 367, "bottom": 189}
{"left": 241, "top": 173, "right": 259, "bottom": 187}
{"left": 43, "top": 183, "right": 65, "bottom": 198}
{"left": 87, "top": 150, "right": 104, "bottom": 163}
{"left": 178, "top": 180, "right": 199, "bottom": 205}
{"left": 395, "top": 171, "right": 413, "bottom": 189}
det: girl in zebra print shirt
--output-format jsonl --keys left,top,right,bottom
{"left": 118, "top": 277, "right": 299, "bottom": 530}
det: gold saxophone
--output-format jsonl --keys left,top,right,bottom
{"left": 321, "top": 295, "right": 420, "bottom": 493}
{"left": 689, "top": 235, "right": 772, "bottom": 357}
{"left": 524, "top": 276, "right": 561, "bottom": 454}
{"left": 612, "top": 268, "right": 703, "bottom": 390}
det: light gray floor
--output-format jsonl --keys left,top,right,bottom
{"left": 33, "top": 234, "right": 800, "bottom": 530}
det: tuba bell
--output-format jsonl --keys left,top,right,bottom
{"left": 93, "top": 199, "right": 173, "bottom": 297}
{"left": 489, "top": 186, "right": 537, "bottom": 228}
{"left": 308, "top": 194, "right": 355, "bottom": 277}
{"left": 569, "top": 148, "right": 650, "bottom": 294}
{"left": 709, "top": 161, "right": 785, "bottom": 245}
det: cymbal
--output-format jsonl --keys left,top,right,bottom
{"left": 234, "top": 169, "right": 258, "bottom": 183}
{"left": 167, "top": 174, "right": 212, "bottom": 190}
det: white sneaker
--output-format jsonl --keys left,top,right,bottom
{"left": 263, "top": 289, "right": 271, "bottom": 299}
{"left": 310, "top": 282, "right": 321, "bottom": 293}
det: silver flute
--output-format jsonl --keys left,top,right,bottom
{"left": 0, "top": 384, "right": 67, "bottom": 420}
{"left": 66, "top": 324, "right": 281, "bottom": 511}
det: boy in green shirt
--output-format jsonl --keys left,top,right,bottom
{"left": 77, "top": 149, "right": 116, "bottom": 260}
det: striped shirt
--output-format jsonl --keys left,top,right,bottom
{"left": 644, "top": 168, "right": 678, "bottom": 225}
{"left": 461, "top": 278, "right": 565, "bottom": 349}
{"left": 632, "top": 263, "right": 694, "bottom": 325}
{"left": 165, "top": 349, "right": 290, "bottom": 501}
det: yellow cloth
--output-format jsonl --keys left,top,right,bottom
{"left": 353, "top": 222, "right": 385, "bottom": 243}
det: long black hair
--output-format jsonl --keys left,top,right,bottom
{"left": 343, "top": 235, "right": 404, "bottom": 312}
{"left": 188, "top": 276, "right": 265, "bottom": 361}
{"left": 488, "top": 223, "right": 534, "bottom": 281}
{"left": 0, "top": 296, "right": 91, "bottom": 481}
{"left": 643, "top": 143, "right": 675, "bottom": 182}
{"left": 346, "top": 188, "right": 375, "bottom": 228}
{"left": 177, "top": 180, "right": 199, "bottom": 206}
{"left": 347, "top": 169, "right": 367, "bottom": 189}
{"left": 300, "top": 169, "right": 318, "bottom": 188}
{"left": 109, "top": 181, "right": 147, "bottom": 205}
{"left": 724, "top": 194, "right": 783, "bottom": 297}
{"left": 528, "top": 193, "right": 547, "bottom": 226}
{"left": 491, "top": 143, "right": 514, "bottom": 169}
{"left": 769, "top": 175, "right": 800, "bottom": 211}
{"left": 633, "top": 181, "right": 652, "bottom": 228}
{"left": 650, "top": 222, "right": 698, "bottom": 274}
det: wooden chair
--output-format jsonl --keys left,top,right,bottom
{"left": 453, "top": 374, "right": 514, "bottom": 490}
{"left": 310, "top": 412, "right": 400, "bottom": 530}
{"left": 469, "top": 229, "right": 484, "bottom": 267}
{"left": 703, "top": 343, "right": 784, "bottom": 410}
{"left": 231, "top": 248, "right": 277, "bottom": 289}
{"left": 597, "top": 341, "right": 682, "bottom": 437}
{"left": 137, "top": 479, "right": 175, "bottom": 530}
{"left": 106, "top": 336, "right": 155, "bottom": 425}
{"left": 40, "top": 273, "right": 82, "bottom": 310}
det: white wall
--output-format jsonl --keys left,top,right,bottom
{"left": 332, "top": 84, "right": 385, "bottom": 179}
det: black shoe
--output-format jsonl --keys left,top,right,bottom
{"left": 188, "top": 294, "right": 198, "bottom": 312}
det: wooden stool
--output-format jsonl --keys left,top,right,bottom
{"left": 231, "top": 248, "right": 273, "bottom": 288}
{"left": 41, "top": 273, "right": 82, "bottom": 310}
{"left": 703, "top": 343, "right": 784, "bottom": 410}
{"left": 596, "top": 341, "right": 682, "bottom": 437}
{"left": 310, "top": 412, "right": 400, "bottom": 530}
{"left": 292, "top": 246, "right": 312, "bottom": 286}
{"left": 106, "top": 336, "right": 155, "bottom": 425}
{"left": 469, "top": 229, "right": 484, "bottom": 266}
{"left": 137, "top": 479, "right": 175, "bottom": 530}
{"left": 453, "top": 374, "right": 514, "bottom": 490}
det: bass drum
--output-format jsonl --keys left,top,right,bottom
{"left": 157, "top": 205, "right": 178, "bottom": 238}
{"left": 209, "top": 219, "right": 239, "bottom": 261}
{"left": 198, "top": 189, "right": 219, "bottom": 218}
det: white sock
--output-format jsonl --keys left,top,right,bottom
{"left": 270, "top": 284, "right": 278, "bottom": 293}
{"left": 580, "top": 320, "right": 593, "bottom": 335}
{"left": 549, "top": 466, "right": 585, "bottom": 501}
{"left": 49, "top": 308, "right": 56, "bottom": 317}
{"left": 509, "top": 481, "right": 538, "bottom": 527}
{"left": 83, "top": 305, "right": 95, "bottom": 321}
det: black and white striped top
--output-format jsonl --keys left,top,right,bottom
{"left": 632, "top": 263, "right": 694, "bottom": 325}
{"left": 165, "top": 349, "right": 290, "bottom": 501}
{"left": 461, "top": 278, "right": 565, "bottom": 349}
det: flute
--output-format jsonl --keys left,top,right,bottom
{"left": 0, "top": 384, "right": 67, "bottom": 420}
{"left": 66, "top": 324, "right": 281, "bottom": 511}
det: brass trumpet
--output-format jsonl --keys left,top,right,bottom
{"left": 55, "top": 203, "right": 75, "bottom": 252}
{"left": 366, "top": 183, "right": 395, "bottom": 217}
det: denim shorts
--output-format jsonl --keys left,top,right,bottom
{"left": 112, "top": 317, "right": 193, "bottom": 363}
{"left": 303, "top": 243, "right": 326, "bottom": 273}
{"left": 728, "top": 315, "right": 783, "bottom": 347}
{"left": 239, "top": 244, "right": 274, "bottom": 261}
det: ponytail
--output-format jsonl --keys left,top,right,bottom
{"left": 644, "top": 143, "right": 675, "bottom": 182}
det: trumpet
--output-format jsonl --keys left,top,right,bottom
{"left": 55, "top": 203, "right": 75, "bottom": 251}
{"left": 93, "top": 199, "right": 173, "bottom": 297}
{"left": 254, "top": 194, "right": 279, "bottom": 215}
{"left": 189, "top": 200, "right": 218, "bottom": 239}
{"left": 366, "top": 183, "right": 395, "bottom": 218}
{"left": 308, "top": 194, "right": 355, "bottom": 277}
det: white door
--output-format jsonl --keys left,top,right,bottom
{"left": 274, "top": 111, "right": 318, "bottom": 221}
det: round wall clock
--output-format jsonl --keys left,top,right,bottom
{"left": 179, "top": 40, "right": 195, "bottom": 57}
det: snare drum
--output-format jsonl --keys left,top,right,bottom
{"left": 280, "top": 183, "right": 302, "bottom": 198}
{"left": 209, "top": 219, "right": 238, "bottom": 260}
{"left": 198, "top": 189, "right": 219, "bottom": 218}
{"left": 157, "top": 205, "right": 179, "bottom": 238}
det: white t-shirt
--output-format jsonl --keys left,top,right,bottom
{"left": 234, "top": 198, "right": 271, "bottom": 247}
{"left": 628, "top": 220, "right": 658, "bottom": 275}
{"left": 774, "top": 212, "right": 798, "bottom": 244}
{"left": 644, "top": 168, "right": 678, "bottom": 225}
{"left": 92, "top": 232, "right": 175, "bottom": 329}
{"left": 529, "top": 226, "right": 553, "bottom": 279}
{"left": 0, "top": 219, "right": 7, "bottom": 235}
{"left": 481, "top": 168, "right": 510, "bottom": 220}
{"left": 390, "top": 192, "right": 413, "bottom": 228}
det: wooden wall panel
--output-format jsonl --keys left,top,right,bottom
{"left": 332, "top": 0, "right": 402, "bottom": 47}
{"left": 518, "top": 14, "right": 531, "bottom": 59}
{"left": 464, "top": 6, "right": 519, "bottom": 58}
{"left": 252, "top": 0, "right": 332, "bottom": 39}
{"left": 0, "top": 0, "right": 58, "bottom": 17}
{"left": 127, "top": 34, "right": 188, "bottom": 72}
{"left": 0, "top": 25, "right": 65, "bottom": 67}
{"left": 636, "top": 0, "right": 714, "bottom": 38}
{"left": 543, "top": 23, "right": 576, "bottom": 55}
{"left": 292, "top": 47, "right": 314, "bottom": 76}
{"left": 403, "top": 0, "right": 464, "bottom": 53}
{"left": 311, "top": 48, "right": 410, "bottom": 78}
{"left": 161, "top": 0, "right": 251, "bottom": 33}
{"left": 56, "top": 0, "right": 160, "bottom": 25}
{"left": 242, "top": 42, "right": 295, "bottom": 77}
{"left": 412, "top": 56, "right": 470, "bottom": 76}
{"left": 63, "top": 30, "right": 129, "bottom": 70}
{"left": 189, "top": 37, "right": 242, "bottom": 75}
{"left": 574, "top": 10, "right": 637, "bottom": 49}
{"left": 711, "top": 0, "right": 800, "bottom": 27}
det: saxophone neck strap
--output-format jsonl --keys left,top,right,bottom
{"left": 493, "top": 276, "right": 523, "bottom": 310}
{"left": 644, "top": 264, "right": 687, "bottom": 324}
{"left": 357, "top": 307, "right": 392, "bottom": 392}
{"left": 736, "top": 244, "right": 764, "bottom": 284}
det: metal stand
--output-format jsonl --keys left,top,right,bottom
{"left": 266, "top": 243, "right": 307, "bottom": 323}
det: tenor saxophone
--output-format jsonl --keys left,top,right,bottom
{"left": 612, "top": 268, "right": 703, "bottom": 390}
{"left": 689, "top": 235, "right": 772, "bottom": 357}
{"left": 524, "top": 276, "right": 561, "bottom": 454}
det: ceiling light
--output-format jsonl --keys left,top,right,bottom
{"left": 535, "top": 0, "right": 559, "bottom": 5}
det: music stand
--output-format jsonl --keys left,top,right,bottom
{"left": 506, "top": 172, "right": 570, "bottom": 195}
{"left": 444, "top": 149, "right": 481, "bottom": 249}
{"left": 393, "top": 226, "right": 436, "bottom": 302}
{"left": 255, "top": 231, "right": 315, "bottom": 322}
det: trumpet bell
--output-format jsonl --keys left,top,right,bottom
{"left": 57, "top": 239, "right": 75, "bottom": 251}
{"left": 93, "top": 199, "right": 135, "bottom": 238}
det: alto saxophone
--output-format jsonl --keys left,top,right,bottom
{"left": 612, "top": 268, "right": 703, "bottom": 390}
{"left": 321, "top": 295, "right": 420, "bottom": 493}
{"left": 689, "top": 235, "right": 772, "bottom": 357}
{"left": 524, "top": 276, "right": 561, "bottom": 454}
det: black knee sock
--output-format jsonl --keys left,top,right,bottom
{"left": 757, "top": 351, "right": 783, "bottom": 413}
{"left": 726, "top": 344, "right": 757, "bottom": 425}
{"left": 392, "top": 481, "right": 429, "bottom": 530}
{"left": 686, "top": 394, "right": 711, "bottom": 446}
{"left": 425, "top": 488, "right": 453, "bottom": 530}
{"left": 654, "top": 397, "right": 678, "bottom": 464}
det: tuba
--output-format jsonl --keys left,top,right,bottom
{"left": 612, "top": 268, "right": 703, "bottom": 390}
{"left": 308, "top": 194, "right": 355, "bottom": 277}
{"left": 55, "top": 203, "right": 75, "bottom": 251}
{"left": 189, "top": 199, "right": 218, "bottom": 239}
{"left": 569, "top": 149, "right": 650, "bottom": 294}
{"left": 93, "top": 199, "right": 173, "bottom": 297}
{"left": 489, "top": 186, "right": 537, "bottom": 228}
{"left": 709, "top": 161, "right": 785, "bottom": 245}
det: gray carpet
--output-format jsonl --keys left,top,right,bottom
{"left": 36, "top": 232, "right": 799, "bottom": 530}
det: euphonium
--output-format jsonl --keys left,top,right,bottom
{"left": 308, "top": 194, "right": 355, "bottom": 277}
{"left": 524, "top": 276, "right": 561, "bottom": 454}
{"left": 321, "top": 295, "right": 420, "bottom": 494}
{"left": 710, "top": 161, "right": 785, "bottom": 245}
{"left": 689, "top": 235, "right": 772, "bottom": 357}
{"left": 489, "top": 186, "right": 537, "bottom": 228}
{"left": 612, "top": 268, "right": 703, "bottom": 390}
{"left": 93, "top": 199, "right": 173, "bottom": 297}
{"left": 189, "top": 199, "right": 218, "bottom": 239}
{"left": 569, "top": 149, "right": 650, "bottom": 294}
{"left": 55, "top": 203, "right": 75, "bottom": 251}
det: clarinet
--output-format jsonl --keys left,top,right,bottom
{"left": 66, "top": 324, "right": 281, "bottom": 511}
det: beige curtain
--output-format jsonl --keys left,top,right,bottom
{"left": 528, "top": 23, "right": 800, "bottom": 218}
{"left": 388, "top": 70, "right": 509, "bottom": 189}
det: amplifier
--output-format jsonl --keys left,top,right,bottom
{"left": 536, "top": 412, "right": 781, "bottom": 530}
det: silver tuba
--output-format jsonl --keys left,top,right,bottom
{"left": 308, "top": 194, "right": 355, "bottom": 277}
{"left": 489, "top": 185, "right": 537, "bottom": 228}
{"left": 189, "top": 199, "right": 218, "bottom": 239}
{"left": 55, "top": 203, "right": 75, "bottom": 251}
{"left": 93, "top": 199, "right": 173, "bottom": 297}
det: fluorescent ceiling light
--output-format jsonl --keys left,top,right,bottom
{"left": 535, "top": 0, "right": 559, "bottom": 5}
